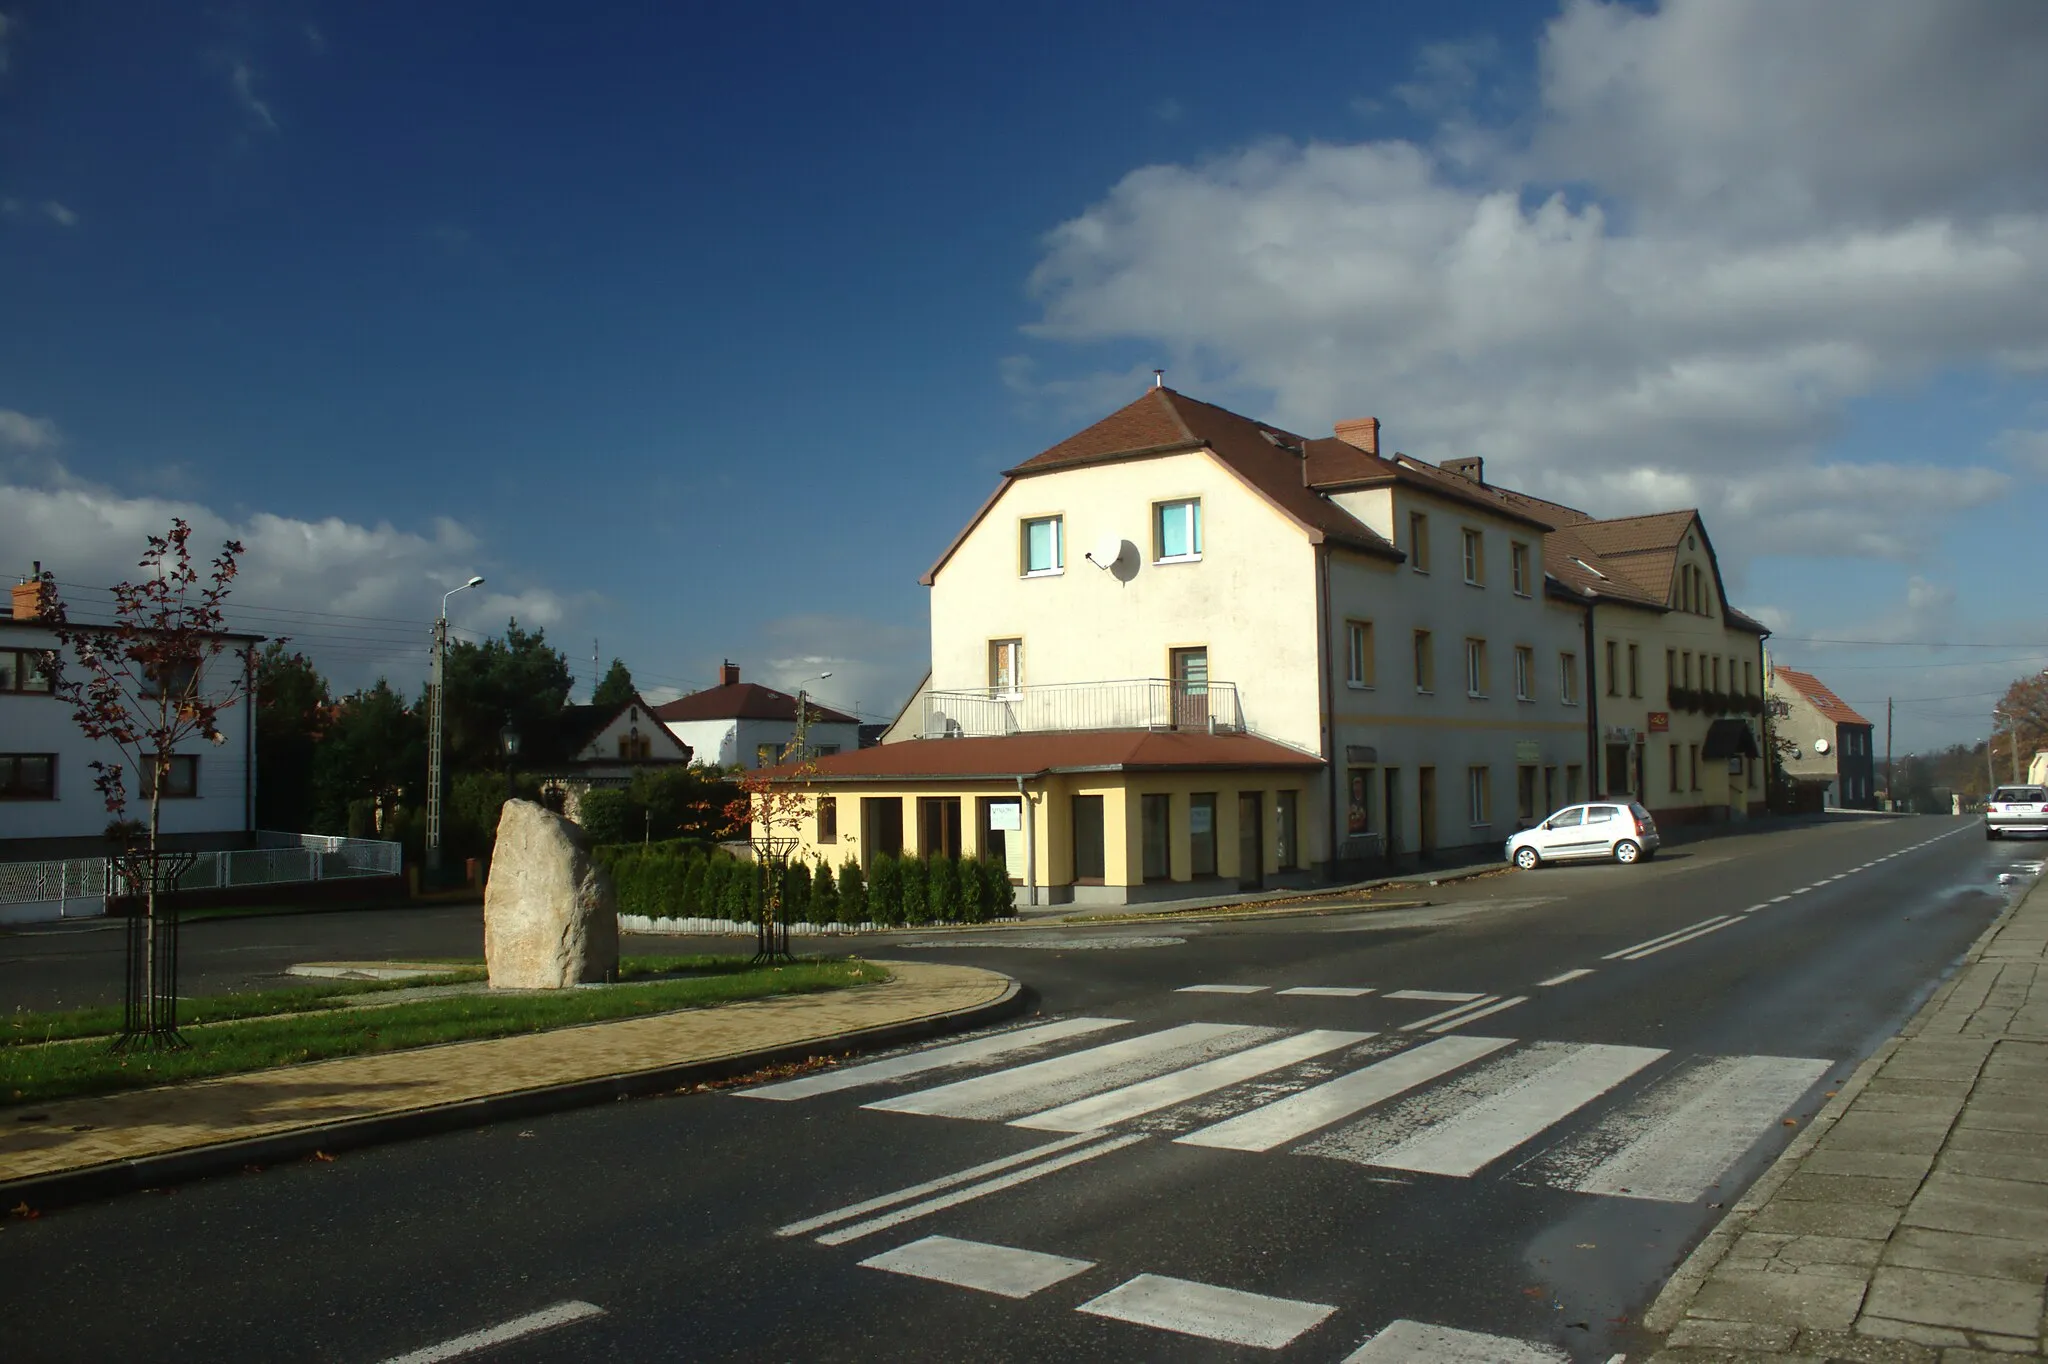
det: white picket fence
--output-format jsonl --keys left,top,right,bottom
{"left": 0, "top": 832, "right": 403, "bottom": 924}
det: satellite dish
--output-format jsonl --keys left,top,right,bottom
{"left": 1087, "top": 534, "right": 1125, "bottom": 570}
{"left": 1814, "top": 738, "right": 1831, "bottom": 754}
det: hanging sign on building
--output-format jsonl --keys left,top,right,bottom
{"left": 1648, "top": 711, "right": 1670, "bottom": 733}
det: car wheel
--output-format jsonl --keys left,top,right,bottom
{"left": 1614, "top": 839, "right": 1641, "bottom": 865}
{"left": 1514, "top": 847, "right": 1541, "bottom": 870}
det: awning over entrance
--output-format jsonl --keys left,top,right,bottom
{"left": 1702, "top": 718, "right": 1761, "bottom": 760}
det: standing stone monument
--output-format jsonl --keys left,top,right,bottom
{"left": 484, "top": 799, "right": 620, "bottom": 989}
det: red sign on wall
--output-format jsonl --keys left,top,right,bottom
{"left": 1648, "top": 711, "right": 1671, "bottom": 733}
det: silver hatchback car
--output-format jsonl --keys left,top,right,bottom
{"left": 1986, "top": 786, "right": 2048, "bottom": 839}
{"left": 1507, "top": 801, "right": 1661, "bottom": 869}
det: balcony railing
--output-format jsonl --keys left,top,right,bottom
{"left": 922, "top": 678, "right": 1245, "bottom": 739}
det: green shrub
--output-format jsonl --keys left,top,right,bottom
{"left": 929, "top": 855, "right": 962, "bottom": 923}
{"left": 868, "top": 854, "right": 903, "bottom": 925}
{"left": 958, "top": 856, "right": 991, "bottom": 923}
{"left": 901, "top": 856, "right": 930, "bottom": 925}
{"left": 780, "top": 860, "right": 812, "bottom": 923}
{"left": 679, "top": 858, "right": 707, "bottom": 917}
{"left": 810, "top": 859, "right": 841, "bottom": 923}
{"left": 982, "top": 857, "right": 1016, "bottom": 918}
{"left": 578, "top": 788, "right": 635, "bottom": 845}
{"left": 837, "top": 860, "right": 867, "bottom": 924}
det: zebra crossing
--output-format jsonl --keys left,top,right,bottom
{"left": 742, "top": 1015, "right": 1831, "bottom": 1206}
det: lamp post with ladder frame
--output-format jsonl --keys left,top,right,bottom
{"left": 427, "top": 575, "right": 484, "bottom": 880}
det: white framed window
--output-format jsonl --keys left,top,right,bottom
{"left": 1154, "top": 499, "right": 1203, "bottom": 562}
{"left": 1345, "top": 620, "right": 1375, "bottom": 688}
{"left": 1510, "top": 542, "right": 1531, "bottom": 596}
{"left": 1559, "top": 652, "right": 1579, "bottom": 705}
{"left": 1467, "top": 766, "right": 1491, "bottom": 826}
{"left": 1514, "top": 646, "right": 1534, "bottom": 701}
{"left": 1461, "top": 528, "right": 1484, "bottom": 585}
{"left": 1465, "top": 638, "right": 1489, "bottom": 697}
{"left": 1020, "top": 515, "right": 1063, "bottom": 576}
{"left": 989, "top": 638, "right": 1023, "bottom": 694}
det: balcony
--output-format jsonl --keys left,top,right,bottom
{"left": 921, "top": 678, "right": 1246, "bottom": 740}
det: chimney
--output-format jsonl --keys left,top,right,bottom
{"left": 720, "top": 660, "right": 741, "bottom": 687}
{"left": 9, "top": 562, "right": 43, "bottom": 621}
{"left": 1441, "top": 456, "right": 1485, "bottom": 485}
{"left": 1333, "top": 417, "right": 1379, "bottom": 456}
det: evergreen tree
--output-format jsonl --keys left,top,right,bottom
{"left": 837, "top": 860, "right": 868, "bottom": 924}
{"left": 592, "top": 657, "right": 637, "bottom": 710}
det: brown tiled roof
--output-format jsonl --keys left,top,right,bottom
{"left": 1541, "top": 525, "right": 1666, "bottom": 609}
{"left": 1565, "top": 511, "right": 1702, "bottom": 604}
{"left": 923, "top": 389, "right": 1399, "bottom": 584}
{"left": 1300, "top": 448, "right": 1559, "bottom": 532}
{"left": 758, "top": 729, "right": 1324, "bottom": 782}
{"left": 1773, "top": 666, "right": 1872, "bottom": 728}
{"left": 1723, "top": 606, "right": 1771, "bottom": 636}
{"left": 652, "top": 683, "right": 859, "bottom": 725}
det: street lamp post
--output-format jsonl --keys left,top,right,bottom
{"left": 427, "top": 575, "right": 485, "bottom": 880}
{"left": 792, "top": 671, "right": 833, "bottom": 762}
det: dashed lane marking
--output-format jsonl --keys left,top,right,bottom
{"left": 1536, "top": 968, "right": 1593, "bottom": 987}
{"left": 1277, "top": 986, "right": 1374, "bottom": 997}
{"left": 1401, "top": 996, "right": 1504, "bottom": 1032}
{"left": 1623, "top": 918, "right": 1741, "bottom": 959}
{"left": 1077, "top": 1273, "right": 1336, "bottom": 1349}
{"left": 1604, "top": 917, "right": 1734, "bottom": 960}
{"left": 1428, "top": 996, "right": 1529, "bottom": 1033}
{"left": 1178, "top": 984, "right": 1269, "bottom": 994}
{"left": 858, "top": 1235, "right": 1094, "bottom": 1299}
{"left": 1385, "top": 990, "right": 1487, "bottom": 1002}
{"left": 379, "top": 1302, "right": 605, "bottom": 1364}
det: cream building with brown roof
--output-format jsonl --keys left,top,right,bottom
{"left": 762, "top": 384, "right": 1772, "bottom": 904}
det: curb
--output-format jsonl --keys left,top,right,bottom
{"left": 0, "top": 973, "right": 1031, "bottom": 1214}
{"left": 1638, "top": 861, "right": 2046, "bottom": 1342}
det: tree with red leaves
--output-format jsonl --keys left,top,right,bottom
{"left": 33, "top": 520, "right": 257, "bottom": 1048}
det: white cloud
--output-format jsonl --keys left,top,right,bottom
{"left": 747, "top": 614, "right": 928, "bottom": 723}
{"left": 230, "top": 60, "right": 278, "bottom": 132}
{"left": 0, "top": 408, "right": 59, "bottom": 451}
{"left": 0, "top": 458, "right": 575, "bottom": 691}
{"left": 1021, "top": 0, "right": 2047, "bottom": 577}
{"left": 1993, "top": 428, "right": 2048, "bottom": 475}
{"left": 40, "top": 200, "right": 75, "bottom": 227}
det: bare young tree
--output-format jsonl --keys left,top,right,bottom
{"left": 34, "top": 520, "right": 256, "bottom": 1048}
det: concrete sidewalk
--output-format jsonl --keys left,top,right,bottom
{"left": 1644, "top": 872, "right": 2048, "bottom": 1361}
{"left": 0, "top": 959, "right": 1019, "bottom": 1210}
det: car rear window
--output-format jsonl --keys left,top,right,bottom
{"left": 1629, "top": 803, "right": 1653, "bottom": 821}
{"left": 1993, "top": 788, "right": 2046, "bottom": 803}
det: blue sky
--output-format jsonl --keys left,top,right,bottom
{"left": 4, "top": 1, "right": 2046, "bottom": 751}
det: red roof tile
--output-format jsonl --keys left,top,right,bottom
{"left": 1772, "top": 666, "right": 1872, "bottom": 728}
{"left": 652, "top": 683, "right": 859, "bottom": 725}
{"left": 758, "top": 729, "right": 1323, "bottom": 781}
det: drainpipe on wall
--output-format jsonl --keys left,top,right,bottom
{"left": 1583, "top": 600, "right": 1601, "bottom": 795}
{"left": 1017, "top": 774, "right": 1037, "bottom": 909}
{"left": 1316, "top": 544, "right": 1339, "bottom": 880}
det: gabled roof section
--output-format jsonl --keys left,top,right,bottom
{"left": 1773, "top": 666, "right": 1872, "bottom": 728}
{"left": 1541, "top": 525, "right": 1667, "bottom": 610}
{"left": 1569, "top": 510, "right": 1702, "bottom": 605}
{"left": 534, "top": 693, "right": 694, "bottom": 766}
{"left": 652, "top": 682, "right": 860, "bottom": 726}
{"left": 1300, "top": 447, "right": 1560, "bottom": 532}
{"left": 923, "top": 388, "right": 1399, "bottom": 585}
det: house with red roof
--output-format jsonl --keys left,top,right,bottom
{"left": 1768, "top": 665, "right": 1878, "bottom": 809}
{"left": 653, "top": 663, "right": 860, "bottom": 771}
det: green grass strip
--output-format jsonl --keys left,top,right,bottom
{"left": 2, "top": 972, "right": 487, "bottom": 1048}
{"left": 1, "top": 957, "right": 883, "bottom": 1108}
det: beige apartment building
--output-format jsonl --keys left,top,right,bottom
{"left": 761, "top": 385, "right": 1771, "bottom": 903}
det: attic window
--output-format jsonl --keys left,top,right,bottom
{"left": 1259, "top": 430, "right": 1301, "bottom": 453}
{"left": 1571, "top": 556, "right": 1608, "bottom": 580}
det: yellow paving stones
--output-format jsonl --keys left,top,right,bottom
{"left": 0, "top": 960, "right": 1010, "bottom": 1187}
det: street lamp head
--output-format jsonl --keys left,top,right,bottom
{"left": 465, "top": 575, "right": 485, "bottom": 589}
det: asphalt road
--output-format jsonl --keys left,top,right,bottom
{"left": 1, "top": 815, "right": 2037, "bottom": 1363}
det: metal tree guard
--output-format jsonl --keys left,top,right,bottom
{"left": 751, "top": 834, "right": 799, "bottom": 964}
{"left": 112, "top": 844, "right": 198, "bottom": 1050}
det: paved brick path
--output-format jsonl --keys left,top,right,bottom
{"left": 1646, "top": 873, "right": 2048, "bottom": 1360}
{"left": 0, "top": 960, "right": 1008, "bottom": 1189}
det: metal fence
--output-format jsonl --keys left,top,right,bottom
{"left": 0, "top": 832, "right": 402, "bottom": 912}
{"left": 922, "top": 678, "right": 1245, "bottom": 740}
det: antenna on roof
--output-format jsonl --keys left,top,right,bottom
{"left": 1153, "top": 369, "right": 1164, "bottom": 389}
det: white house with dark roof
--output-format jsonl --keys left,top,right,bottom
{"left": 653, "top": 663, "right": 860, "bottom": 770}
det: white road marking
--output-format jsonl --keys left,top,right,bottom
{"left": 1428, "top": 996, "right": 1529, "bottom": 1033}
{"left": 1178, "top": 984, "right": 1269, "bottom": 994}
{"left": 1013, "top": 1030, "right": 1373, "bottom": 1133}
{"left": 1325, "top": 1042, "right": 1666, "bottom": 1177}
{"left": 1401, "top": 996, "right": 1503, "bottom": 1032}
{"left": 816, "top": 1134, "right": 1148, "bottom": 1246}
{"left": 379, "top": 1302, "right": 604, "bottom": 1364}
{"left": 1741, "top": 903, "right": 1769, "bottom": 914}
{"left": 1277, "top": 986, "right": 1374, "bottom": 997}
{"left": 1603, "top": 917, "right": 1733, "bottom": 960}
{"left": 1545, "top": 1054, "right": 1831, "bottom": 1202}
{"left": 1536, "top": 969, "right": 1593, "bottom": 987}
{"left": 1077, "top": 1273, "right": 1336, "bottom": 1349}
{"left": 1385, "top": 989, "right": 1487, "bottom": 1002}
{"left": 1770, "top": 894, "right": 1792, "bottom": 903}
{"left": 864, "top": 1023, "right": 1277, "bottom": 1122}
{"left": 1623, "top": 918, "right": 1742, "bottom": 959}
{"left": 1788, "top": 886, "right": 1810, "bottom": 894}
{"left": 858, "top": 1235, "right": 1094, "bottom": 1299}
{"left": 1344, "top": 1318, "right": 1569, "bottom": 1362}
{"left": 737, "top": 1018, "right": 1128, "bottom": 1100}
{"left": 776, "top": 1131, "right": 1107, "bottom": 1238}
{"left": 1178, "top": 1035, "right": 1514, "bottom": 1153}
{"left": 1827, "top": 874, "right": 1848, "bottom": 881}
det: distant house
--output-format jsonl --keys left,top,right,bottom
{"left": 653, "top": 662, "right": 860, "bottom": 770}
{"left": 526, "top": 692, "right": 693, "bottom": 820}
{"left": 2, "top": 577, "right": 264, "bottom": 861}
{"left": 1768, "top": 665, "right": 1878, "bottom": 809}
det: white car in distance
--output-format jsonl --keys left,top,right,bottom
{"left": 1508, "top": 802, "right": 1662, "bottom": 869}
